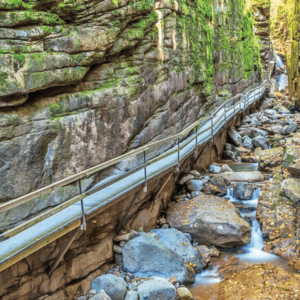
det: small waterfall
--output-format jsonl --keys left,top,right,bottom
{"left": 189, "top": 182, "right": 290, "bottom": 296}
{"left": 275, "top": 54, "right": 287, "bottom": 92}
{"left": 275, "top": 53, "right": 284, "bottom": 69}
{"left": 278, "top": 73, "right": 287, "bottom": 92}
{"left": 226, "top": 187, "right": 278, "bottom": 261}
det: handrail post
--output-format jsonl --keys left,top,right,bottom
{"left": 143, "top": 151, "right": 147, "bottom": 193}
{"left": 175, "top": 138, "right": 180, "bottom": 173}
{"left": 78, "top": 180, "right": 86, "bottom": 231}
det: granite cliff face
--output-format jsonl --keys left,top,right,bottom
{"left": 270, "top": 0, "right": 299, "bottom": 99}
{"left": 0, "top": 0, "right": 264, "bottom": 227}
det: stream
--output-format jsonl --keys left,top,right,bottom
{"left": 189, "top": 163, "right": 293, "bottom": 300}
{"left": 275, "top": 54, "right": 288, "bottom": 92}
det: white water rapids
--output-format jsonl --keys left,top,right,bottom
{"left": 275, "top": 54, "right": 288, "bottom": 92}
{"left": 190, "top": 174, "right": 291, "bottom": 297}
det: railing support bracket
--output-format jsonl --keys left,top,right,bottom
{"left": 47, "top": 229, "right": 79, "bottom": 277}
{"left": 116, "top": 191, "right": 140, "bottom": 235}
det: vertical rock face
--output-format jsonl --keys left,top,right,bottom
{"left": 270, "top": 0, "right": 299, "bottom": 99}
{"left": 0, "top": 1, "right": 262, "bottom": 226}
{"left": 286, "top": 0, "right": 300, "bottom": 100}
{"left": 251, "top": 0, "right": 271, "bottom": 72}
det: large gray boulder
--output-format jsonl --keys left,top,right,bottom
{"left": 228, "top": 127, "right": 242, "bottom": 146}
{"left": 167, "top": 195, "right": 251, "bottom": 248}
{"left": 122, "top": 234, "right": 195, "bottom": 283}
{"left": 240, "top": 128, "right": 268, "bottom": 138}
{"left": 209, "top": 163, "right": 222, "bottom": 174}
{"left": 258, "top": 147, "right": 284, "bottom": 171}
{"left": 252, "top": 136, "right": 269, "bottom": 149}
{"left": 242, "top": 136, "right": 253, "bottom": 150}
{"left": 283, "top": 123, "right": 298, "bottom": 135}
{"left": 186, "top": 179, "right": 203, "bottom": 192}
{"left": 91, "top": 275, "right": 127, "bottom": 300}
{"left": 221, "top": 171, "right": 264, "bottom": 182}
{"left": 151, "top": 228, "right": 202, "bottom": 272}
{"left": 136, "top": 278, "right": 177, "bottom": 300}
{"left": 234, "top": 183, "right": 255, "bottom": 200}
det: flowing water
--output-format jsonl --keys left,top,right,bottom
{"left": 189, "top": 163, "right": 291, "bottom": 299}
{"left": 275, "top": 54, "right": 288, "bottom": 92}
{"left": 275, "top": 53, "right": 284, "bottom": 69}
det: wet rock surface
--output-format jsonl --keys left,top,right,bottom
{"left": 233, "top": 183, "right": 255, "bottom": 200}
{"left": 122, "top": 234, "right": 196, "bottom": 284}
{"left": 91, "top": 274, "right": 127, "bottom": 300}
{"left": 166, "top": 195, "right": 251, "bottom": 247}
{"left": 136, "top": 278, "right": 177, "bottom": 300}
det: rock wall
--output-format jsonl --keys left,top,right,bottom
{"left": 270, "top": 0, "right": 300, "bottom": 99}
{"left": 0, "top": 0, "right": 262, "bottom": 212}
{"left": 0, "top": 108, "right": 248, "bottom": 300}
{"left": 251, "top": 0, "right": 271, "bottom": 73}
{"left": 286, "top": 0, "right": 300, "bottom": 100}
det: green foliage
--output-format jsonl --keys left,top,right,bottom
{"left": 214, "top": 0, "right": 262, "bottom": 80}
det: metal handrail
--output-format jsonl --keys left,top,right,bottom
{"left": 0, "top": 80, "right": 267, "bottom": 240}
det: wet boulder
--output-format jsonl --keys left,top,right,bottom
{"left": 151, "top": 228, "right": 202, "bottom": 272}
{"left": 190, "top": 170, "right": 201, "bottom": 177}
{"left": 258, "top": 147, "right": 284, "bottom": 171}
{"left": 186, "top": 180, "right": 203, "bottom": 192}
{"left": 281, "top": 179, "right": 300, "bottom": 203}
{"left": 179, "top": 174, "right": 194, "bottom": 185}
{"left": 240, "top": 128, "right": 268, "bottom": 139}
{"left": 252, "top": 136, "right": 269, "bottom": 150}
{"left": 228, "top": 127, "right": 242, "bottom": 146}
{"left": 209, "top": 163, "right": 222, "bottom": 174}
{"left": 270, "top": 125, "right": 283, "bottom": 134}
{"left": 122, "top": 234, "right": 195, "bottom": 283}
{"left": 176, "top": 287, "right": 193, "bottom": 300}
{"left": 224, "top": 143, "right": 235, "bottom": 151}
{"left": 288, "top": 161, "right": 300, "bottom": 176}
{"left": 196, "top": 245, "right": 212, "bottom": 267}
{"left": 221, "top": 171, "right": 264, "bottom": 182}
{"left": 261, "top": 116, "right": 271, "bottom": 124}
{"left": 282, "top": 122, "right": 298, "bottom": 135}
{"left": 136, "top": 278, "right": 177, "bottom": 300}
{"left": 242, "top": 136, "right": 253, "bottom": 149}
{"left": 207, "top": 175, "right": 228, "bottom": 195}
{"left": 222, "top": 150, "right": 236, "bottom": 161}
{"left": 166, "top": 195, "right": 251, "bottom": 248}
{"left": 241, "top": 153, "right": 258, "bottom": 163}
{"left": 91, "top": 275, "right": 127, "bottom": 300}
{"left": 233, "top": 183, "right": 255, "bottom": 200}
{"left": 251, "top": 117, "right": 260, "bottom": 126}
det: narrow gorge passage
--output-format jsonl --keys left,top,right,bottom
{"left": 1, "top": 0, "right": 300, "bottom": 299}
